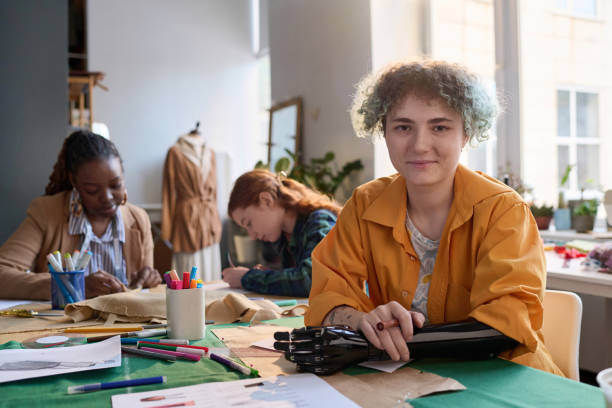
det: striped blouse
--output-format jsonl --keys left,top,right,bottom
{"left": 68, "top": 190, "right": 127, "bottom": 283}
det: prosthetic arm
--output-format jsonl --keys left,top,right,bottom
{"left": 273, "top": 319, "right": 518, "bottom": 375}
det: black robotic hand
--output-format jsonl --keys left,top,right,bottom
{"left": 273, "top": 319, "right": 518, "bottom": 375}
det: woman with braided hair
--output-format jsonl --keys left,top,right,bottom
{"left": 0, "top": 130, "right": 161, "bottom": 299}
{"left": 222, "top": 169, "right": 340, "bottom": 297}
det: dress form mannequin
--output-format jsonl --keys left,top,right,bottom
{"left": 161, "top": 122, "right": 222, "bottom": 281}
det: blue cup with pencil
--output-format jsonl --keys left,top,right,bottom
{"left": 47, "top": 250, "right": 90, "bottom": 309}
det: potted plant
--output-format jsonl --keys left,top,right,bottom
{"left": 573, "top": 199, "right": 599, "bottom": 233}
{"left": 256, "top": 148, "right": 364, "bottom": 199}
{"left": 530, "top": 203, "right": 554, "bottom": 230}
{"left": 554, "top": 165, "right": 573, "bottom": 230}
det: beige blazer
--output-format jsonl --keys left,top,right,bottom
{"left": 0, "top": 191, "right": 154, "bottom": 300}
{"left": 161, "top": 144, "right": 222, "bottom": 253}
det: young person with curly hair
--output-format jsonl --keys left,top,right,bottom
{"left": 0, "top": 131, "right": 161, "bottom": 299}
{"left": 222, "top": 169, "right": 340, "bottom": 297}
{"left": 305, "top": 60, "right": 564, "bottom": 376}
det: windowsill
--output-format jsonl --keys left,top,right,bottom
{"left": 552, "top": 10, "right": 604, "bottom": 23}
{"left": 540, "top": 229, "right": 612, "bottom": 242}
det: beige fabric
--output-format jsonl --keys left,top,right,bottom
{"left": 161, "top": 141, "right": 222, "bottom": 253}
{"left": 206, "top": 292, "right": 290, "bottom": 324}
{"left": 325, "top": 369, "right": 465, "bottom": 407}
{"left": 65, "top": 290, "right": 166, "bottom": 323}
{"left": 0, "top": 302, "right": 106, "bottom": 339}
{"left": 0, "top": 191, "right": 154, "bottom": 300}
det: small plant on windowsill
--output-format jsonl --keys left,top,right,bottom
{"left": 530, "top": 203, "right": 554, "bottom": 230}
{"left": 573, "top": 199, "right": 599, "bottom": 233}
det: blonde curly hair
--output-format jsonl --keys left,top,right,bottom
{"left": 350, "top": 60, "right": 498, "bottom": 144}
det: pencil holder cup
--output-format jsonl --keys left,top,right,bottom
{"left": 597, "top": 367, "right": 612, "bottom": 408}
{"left": 49, "top": 266, "right": 86, "bottom": 310}
{"left": 165, "top": 287, "right": 206, "bottom": 340}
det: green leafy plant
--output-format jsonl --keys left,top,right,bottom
{"left": 530, "top": 204, "right": 554, "bottom": 217}
{"left": 558, "top": 164, "right": 574, "bottom": 209}
{"left": 255, "top": 148, "right": 364, "bottom": 197}
{"left": 573, "top": 199, "right": 598, "bottom": 216}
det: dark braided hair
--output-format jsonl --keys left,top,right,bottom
{"left": 45, "top": 130, "right": 123, "bottom": 195}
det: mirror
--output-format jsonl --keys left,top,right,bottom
{"left": 268, "top": 97, "right": 303, "bottom": 168}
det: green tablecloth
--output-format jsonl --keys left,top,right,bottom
{"left": 0, "top": 317, "right": 606, "bottom": 407}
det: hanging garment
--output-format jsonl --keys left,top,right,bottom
{"left": 161, "top": 134, "right": 222, "bottom": 280}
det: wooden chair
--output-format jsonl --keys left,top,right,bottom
{"left": 541, "top": 289, "right": 583, "bottom": 380}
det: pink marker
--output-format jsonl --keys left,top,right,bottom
{"left": 140, "top": 347, "right": 201, "bottom": 362}
{"left": 182, "top": 271, "right": 190, "bottom": 289}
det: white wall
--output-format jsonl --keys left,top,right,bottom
{"left": 88, "top": 0, "right": 264, "bottom": 214}
{"left": 268, "top": 0, "right": 374, "bottom": 202}
{"left": 370, "top": 0, "right": 431, "bottom": 179}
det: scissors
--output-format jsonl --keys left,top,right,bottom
{"left": 0, "top": 309, "right": 65, "bottom": 318}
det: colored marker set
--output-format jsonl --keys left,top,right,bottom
{"left": 46, "top": 250, "right": 91, "bottom": 273}
{"left": 165, "top": 266, "right": 207, "bottom": 340}
{"left": 163, "top": 267, "right": 202, "bottom": 289}
{"left": 47, "top": 249, "right": 91, "bottom": 309}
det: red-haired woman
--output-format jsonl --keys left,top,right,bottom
{"left": 222, "top": 169, "right": 340, "bottom": 297}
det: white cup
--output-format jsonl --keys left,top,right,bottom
{"left": 165, "top": 287, "right": 206, "bottom": 340}
{"left": 597, "top": 367, "right": 612, "bottom": 408}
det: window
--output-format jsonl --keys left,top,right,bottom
{"left": 554, "top": 0, "right": 598, "bottom": 18}
{"left": 557, "top": 89, "right": 600, "bottom": 193}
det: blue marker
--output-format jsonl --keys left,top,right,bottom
{"left": 190, "top": 266, "right": 197, "bottom": 282}
{"left": 67, "top": 375, "right": 167, "bottom": 394}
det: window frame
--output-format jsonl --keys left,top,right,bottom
{"left": 552, "top": 0, "right": 601, "bottom": 20}
{"left": 556, "top": 85, "right": 601, "bottom": 198}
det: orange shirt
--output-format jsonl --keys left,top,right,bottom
{"left": 306, "top": 164, "right": 563, "bottom": 376}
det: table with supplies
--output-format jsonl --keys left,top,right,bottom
{"left": 0, "top": 283, "right": 607, "bottom": 407}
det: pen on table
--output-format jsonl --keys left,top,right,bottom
{"left": 137, "top": 343, "right": 206, "bottom": 356}
{"left": 121, "top": 346, "right": 177, "bottom": 362}
{"left": 140, "top": 347, "right": 201, "bottom": 362}
{"left": 86, "top": 329, "right": 167, "bottom": 342}
{"left": 65, "top": 325, "right": 146, "bottom": 333}
{"left": 121, "top": 338, "right": 189, "bottom": 345}
{"left": 376, "top": 319, "right": 400, "bottom": 331}
{"left": 67, "top": 375, "right": 167, "bottom": 394}
{"left": 138, "top": 341, "right": 209, "bottom": 353}
{"left": 227, "top": 252, "right": 236, "bottom": 268}
{"left": 0, "top": 309, "right": 64, "bottom": 317}
{"left": 210, "top": 352, "right": 259, "bottom": 376}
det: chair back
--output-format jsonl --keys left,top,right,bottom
{"left": 541, "top": 289, "right": 582, "bottom": 380}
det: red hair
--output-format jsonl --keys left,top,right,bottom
{"left": 228, "top": 169, "right": 341, "bottom": 217}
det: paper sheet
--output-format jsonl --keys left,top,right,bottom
{"left": 0, "top": 335, "right": 121, "bottom": 383}
{"left": 358, "top": 359, "right": 409, "bottom": 373}
{"left": 111, "top": 373, "right": 360, "bottom": 408}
